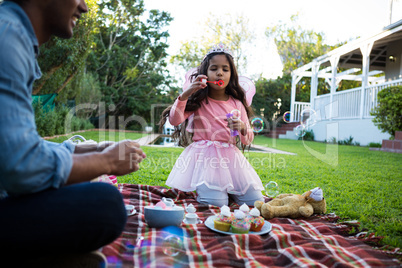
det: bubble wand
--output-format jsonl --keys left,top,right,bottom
{"left": 226, "top": 109, "right": 241, "bottom": 136}
{"left": 201, "top": 79, "right": 224, "bottom": 87}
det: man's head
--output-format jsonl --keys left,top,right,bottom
{"left": 9, "top": 0, "right": 88, "bottom": 44}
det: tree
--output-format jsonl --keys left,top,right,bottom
{"left": 85, "top": 0, "right": 175, "bottom": 129}
{"left": 204, "top": 14, "right": 254, "bottom": 74}
{"left": 265, "top": 14, "right": 342, "bottom": 103}
{"left": 171, "top": 13, "right": 254, "bottom": 75}
{"left": 33, "top": 0, "right": 98, "bottom": 96}
{"left": 250, "top": 14, "right": 347, "bottom": 125}
{"left": 266, "top": 14, "right": 332, "bottom": 76}
{"left": 251, "top": 75, "right": 291, "bottom": 129}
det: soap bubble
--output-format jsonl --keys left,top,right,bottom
{"left": 265, "top": 181, "right": 279, "bottom": 198}
{"left": 162, "top": 235, "right": 183, "bottom": 257}
{"left": 251, "top": 118, "right": 264, "bottom": 133}
{"left": 294, "top": 124, "right": 306, "bottom": 137}
{"left": 283, "top": 111, "right": 292, "bottom": 123}
{"left": 230, "top": 109, "right": 241, "bottom": 119}
{"left": 300, "top": 109, "right": 317, "bottom": 128}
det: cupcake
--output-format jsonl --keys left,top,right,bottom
{"left": 239, "top": 203, "right": 250, "bottom": 215}
{"left": 248, "top": 208, "right": 265, "bottom": 232}
{"left": 214, "top": 205, "right": 234, "bottom": 232}
{"left": 231, "top": 210, "right": 250, "bottom": 234}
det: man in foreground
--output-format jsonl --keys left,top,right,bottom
{"left": 0, "top": 0, "right": 146, "bottom": 266}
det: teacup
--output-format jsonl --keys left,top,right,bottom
{"left": 185, "top": 213, "right": 198, "bottom": 224}
{"left": 125, "top": 205, "right": 135, "bottom": 215}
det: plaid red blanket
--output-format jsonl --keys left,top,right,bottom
{"left": 102, "top": 184, "right": 400, "bottom": 267}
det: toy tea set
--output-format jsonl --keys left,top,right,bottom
{"left": 144, "top": 198, "right": 201, "bottom": 228}
{"left": 143, "top": 186, "right": 326, "bottom": 236}
{"left": 143, "top": 198, "right": 272, "bottom": 235}
{"left": 67, "top": 136, "right": 327, "bottom": 233}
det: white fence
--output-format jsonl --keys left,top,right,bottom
{"left": 292, "top": 78, "right": 402, "bottom": 122}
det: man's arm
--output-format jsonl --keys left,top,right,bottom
{"left": 72, "top": 141, "right": 115, "bottom": 154}
{"left": 66, "top": 140, "right": 145, "bottom": 185}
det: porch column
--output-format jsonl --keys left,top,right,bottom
{"left": 329, "top": 56, "right": 340, "bottom": 120}
{"left": 290, "top": 74, "right": 302, "bottom": 122}
{"left": 290, "top": 74, "right": 297, "bottom": 122}
{"left": 359, "top": 42, "right": 374, "bottom": 118}
{"left": 310, "top": 61, "right": 319, "bottom": 111}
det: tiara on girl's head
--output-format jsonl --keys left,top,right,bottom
{"left": 203, "top": 42, "right": 233, "bottom": 60}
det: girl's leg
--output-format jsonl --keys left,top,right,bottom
{"left": 196, "top": 184, "right": 228, "bottom": 207}
{"left": 230, "top": 187, "right": 264, "bottom": 206}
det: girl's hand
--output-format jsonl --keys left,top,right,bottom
{"left": 180, "top": 75, "right": 208, "bottom": 100}
{"left": 225, "top": 117, "right": 247, "bottom": 136}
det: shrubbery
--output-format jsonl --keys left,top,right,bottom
{"left": 368, "top": 142, "right": 382, "bottom": 148}
{"left": 298, "top": 129, "right": 314, "bottom": 141}
{"left": 33, "top": 101, "right": 94, "bottom": 137}
{"left": 371, "top": 85, "right": 402, "bottom": 137}
{"left": 324, "top": 136, "right": 360, "bottom": 146}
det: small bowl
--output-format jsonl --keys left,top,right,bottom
{"left": 144, "top": 206, "right": 185, "bottom": 228}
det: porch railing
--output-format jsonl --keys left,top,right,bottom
{"left": 291, "top": 102, "right": 311, "bottom": 122}
{"left": 363, "top": 79, "right": 402, "bottom": 117}
{"left": 292, "top": 78, "right": 402, "bottom": 122}
{"left": 333, "top": 87, "right": 362, "bottom": 119}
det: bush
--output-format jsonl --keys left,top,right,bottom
{"left": 33, "top": 101, "right": 58, "bottom": 137}
{"left": 324, "top": 137, "right": 337, "bottom": 144}
{"left": 298, "top": 129, "right": 314, "bottom": 141}
{"left": 70, "top": 116, "right": 95, "bottom": 132}
{"left": 33, "top": 101, "right": 94, "bottom": 137}
{"left": 371, "top": 86, "right": 402, "bottom": 137}
{"left": 368, "top": 142, "right": 382, "bottom": 148}
{"left": 338, "top": 136, "right": 354, "bottom": 145}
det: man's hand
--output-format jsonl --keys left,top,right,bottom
{"left": 67, "top": 140, "right": 146, "bottom": 185}
{"left": 102, "top": 140, "right": 146, "bottom": 175}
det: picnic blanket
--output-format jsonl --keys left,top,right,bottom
{"left": 102, "top": 184, "right": 401, "bottom": 267}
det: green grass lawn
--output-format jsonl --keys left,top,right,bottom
{"left": 49, "top": 131, "right": 402, "bottom": 248}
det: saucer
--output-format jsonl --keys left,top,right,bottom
{"left": 127, "top": 209, "right": 137, "bottom": 216}
{"left": 183, "top": 218, "right": 203, "bottom": 224}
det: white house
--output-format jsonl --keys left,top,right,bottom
{"left": 284, "top": 19, "right": 402, "bottom": 146}
{"left": 162, "top": 119, "right": 174, "bottom": 135}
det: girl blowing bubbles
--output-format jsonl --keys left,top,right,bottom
{"left": 159, "top": 43, "right": 264, "bottom": 207}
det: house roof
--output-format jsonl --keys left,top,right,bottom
{"left": 293, "top": 20, "right": 402, "bottom": 74}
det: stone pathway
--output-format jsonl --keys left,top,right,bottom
{"left": 133, "top": 133, "right": 160, "bottom": 145}
{"left": 249, "top": 144, "right": 296, "bottom": 155}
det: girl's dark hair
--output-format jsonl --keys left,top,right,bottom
{"left": 159, "top": 52, "right": 254, "bottom": 147}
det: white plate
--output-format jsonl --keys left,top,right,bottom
{"left": 205, "top": 215, "right": 272, "bottom": 235}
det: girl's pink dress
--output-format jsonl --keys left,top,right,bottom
{"left": 166, "top": 96, "right": 264, "bottom": 195}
